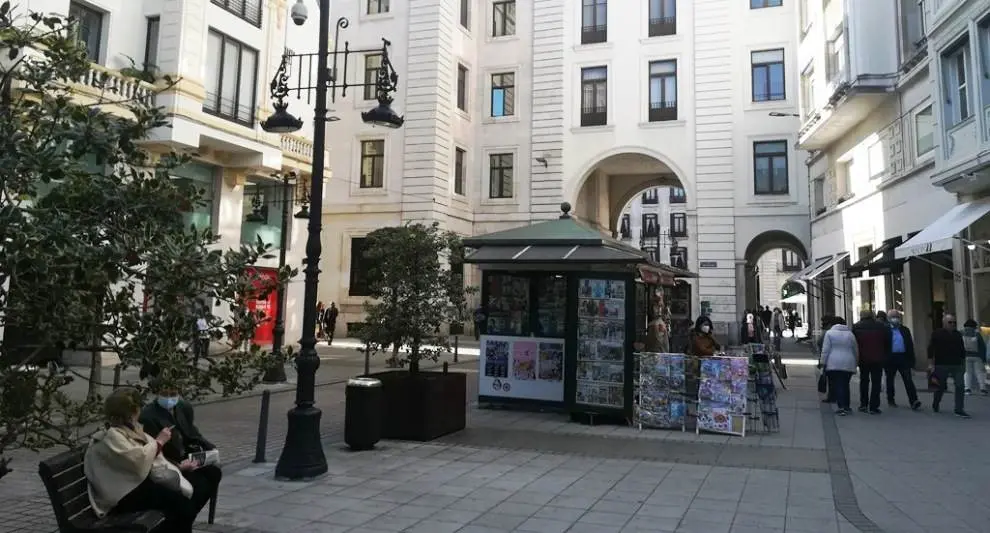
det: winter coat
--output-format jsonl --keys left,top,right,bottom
{"left": 821, "top": 324, "right": 859, "bottom": 373}
{"left": 852, "top": 317, "right": 891, "bottom": 365}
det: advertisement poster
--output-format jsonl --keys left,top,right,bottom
{"left": 696, "top": 356, "right": 749, "bottom": 436}
{"left": 636, "top": 353, "right": 687, "bottom": 430}
{"left": 479, "top": 335, "right": 565, "bottom": 402}
{"left": 576, "top": 278, "right": 627, "bottom": 409}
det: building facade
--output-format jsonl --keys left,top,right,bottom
{"left": 19, "top": 0, "right": 324, "bottom": 349}
{"left": 324, "top": 0, "right": 810, "bottom": 339}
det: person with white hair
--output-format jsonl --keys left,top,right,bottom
{"left": 884, "top": 309, "right": 921, "bottom": 410}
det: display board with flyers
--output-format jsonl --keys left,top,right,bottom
{"left": 575, "top": 278, "right": 627, "bottom": 409}
{"left": 479, "top": 335, "right": 565, "bottom": 402}
{"left": 696, "top": 356, "right": 749, "bottom": 436}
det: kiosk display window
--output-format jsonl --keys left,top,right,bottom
{"left": 486, "top": 274, "right": 530, "bottom": 336}
{"left": 576, "top": 278, "right": 627, "bottom": 409}
{"left": 536, "top": 275, "right": 566, "bottom": 338}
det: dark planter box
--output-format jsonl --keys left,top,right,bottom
{"left": 368, "top": 370, "right": 466, "bottom": 441}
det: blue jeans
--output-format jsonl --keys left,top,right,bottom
{"left": 827, "top": 370, "right": 853, "bottom": 411}
{"left": 933, "top": 365, "right": 965, "bottom": 412}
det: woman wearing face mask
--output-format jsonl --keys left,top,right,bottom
{"left": 139, "top": 379, "right": 222, "bottom": 522}
{"left": 685, "top": 316, "right": 720, "bottom": 356}
{"left": 740, "top": 310, "right": 763, "bottom": 344}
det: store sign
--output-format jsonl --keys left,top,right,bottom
{"left": 637, "top": 267, "right": 674, "bottom": 286}
{"left": 699, "top": 261, "right": 718, "bottom": 268}
{"left": 479, "top": 335, "right": 565, "bottom": 402}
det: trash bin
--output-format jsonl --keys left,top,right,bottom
{"left": 345, "top": 377, "right": 383, "bottom": 451}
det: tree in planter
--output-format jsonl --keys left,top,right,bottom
{"left": 358, "top": 223, "right": 473, "bottom": 373}
{"left": 0, "top": 4, "right": 294, "bottom": 481}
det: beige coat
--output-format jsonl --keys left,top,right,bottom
{"left": 84, "top": 424, "right": 192, "bottom": 517}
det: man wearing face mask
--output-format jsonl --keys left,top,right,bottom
{"left": 884, "top": 309, "right": 921, "bottom": 410}
{"left": 139, "top": 379, "right": 222, "bottom": 514}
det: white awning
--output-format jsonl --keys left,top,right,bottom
{"left": 895, "top": 200, "right": 990, "bottom": 259}
{"left": 781, "top": 293, "right": 807, "bottom": 304}
{"left": 802, "top": 252, "right": 849, "bottom": 280}
{"left": 787, "top": 256, "right": 831, "bottom": 282}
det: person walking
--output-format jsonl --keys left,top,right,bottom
{"left": 771, "top": 308, "right": 784, "bottom": 351}
{"left": 194, "top": 315, "right": 210, "bottom": 363}
{"left": 473, "top": 306, "right": 486, "bottom": 341}
{"left": 323, "top": 302, "right": 338, "bottom": 346}
{"left": 740, "top": 310, "right": 763, "bottom": 344}
{"left": 316, "top": 302, "right": 325, "bottom": 340}
{"left": 961, "top": 319, "right": 987, "bottom": 395}
{"left": 884, "top": 310, "right": 921, "bottom": 410}
{"left": 853, "top": 309, "right": 891, "bottom": 414}
{"left": 760, "top": 306, "right": 773, "bottom": 336}
{"left": 820, "top": 318, "right": 857, "bottom": 415}
{"left": 928, "top": 314, "right": 970, "bottom": 417}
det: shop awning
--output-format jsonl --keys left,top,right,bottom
{"left": 894, "top": 200, "right": 990, "bottom": 259}
{"left": 801, "top": 252, "right": 849, "bottom": 280}
{"left": 781, "top": 293, "right": 807, "bottom": 304}
{"left": 845, "top": 237, "right": 904, "bottom": 279}
{"left": 786, "top": 256, "right": 828, "bottom": 282}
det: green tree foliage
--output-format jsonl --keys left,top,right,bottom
{"left": 0, "top": 4, "right": 294, "bottom": 480}
{"left": 357, "top": 223, "right": 473, "bottom": 373}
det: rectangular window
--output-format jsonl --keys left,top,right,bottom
{"left": 460, "top": 0, "right": 470, "bottom": 28}
{"left": 670, "top": 247, "right": 688, "bottom": 268}
{"left": 643, "top": 246, "right": 659, "bottom": 262}
{"left": 813, "top": 177, "right": 825, "bottom": 213}
{"left": 751, "top": 0, "right": 783, "bottom": 8}
{"left": 364, "top": 54, "right": 382, "bottom": 100}
{"left": 211, "top": 0, "right": 262, "bottom": 27}
{"left": 782, "top": 250, "right": 802, "bottom": 271}
{"left": 899, "top": 0, "right": 925, "bottom": 60}
{"left": 751, "top": 49, "right": 786, "bottom": 102}
{"left": 69, "top": 2, "right": 103, "bottom": 62}
{"left": 826, "top": 29, "right": 846, "bottom": 83}
{"left": 642, "top": 214, "right": 659, "bottom": 237}
{"left": 648, "top": 60, "right": 677, "bottom": 122}
{"left": 915, "top": 106, "right": 934, "bottom": 156}
{"left": 454, "top": 147, "right": 466, "bottom": 195}
{"left": 360, "top": 140, "right": 385, "bottom": 188}
{"left": 144, "top": 17, "right": 160, "bottom": 71}
{"left": 669, "top": 186, "right": 686, "bottom": 203}
{"left": 491, "top": 73, "right": 515, "bottom": 117}
{"left": 492, "top": 1, "right": 516, "bottom": 37}
{"left": 648, "top": 0, "right": 676, "bottom": 37}
{"left": 172, "top": 162, "right": 217, "bottom": 231}
{"left": 349, "top": 238, "right": 370, "bottom": 297}
{"left": 204, "top": 30, "right": 259, "bottom": 126}
{"left": 581, "top": 0, "right": 607, "bottom": 44}
{"left": 457, "top": 64, "right": 468, "bottom": 111}
{"left": 581, "top": 66, "right": 608, "bottom": 127}
{"left": 753, "top": 140, "right": 789, "bottom": 195}
{"left": 620, "top": 214, "right": 631, "bottom": 238}
{"left": 800, "top": 67, "right": 815, "bottom": 117}
{"left": 867, "top": 140, "right": 886, "bottom": 179}
{"left": 240, "top": 181, "right": 285, "bottom": 249}
{"left": 942, "top": 40, "right": 971, "bottom": 127}
{"left": 642, "top": 189, "right": 659, "bottom": 204}
{"left": 980, "top": 21, "right": 990, "bottom": 111}
{"left": 367, "top": 0, "right": 390, "bottom": 15}
{"left": 489, "top": 153, "right": 514, "bottom": 198}
{"left": 670, "top": 213, "right": 687, "bottom": 237}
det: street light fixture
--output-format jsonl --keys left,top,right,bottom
{"left": 259, "top": 0, "right": 405, "bottom": 481}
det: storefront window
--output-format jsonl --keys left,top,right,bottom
{"left": 535, "top": 275, "right": 566, "bottom": 337}
{"left": 486, "top": 274, "right": 530, "bottom": 336}
{"left": 240, "top": 180, "right": 285, "bottom": 249}
{"left": 576, "top": 278, "right": 626, "bottom": 409}
{"left": 886, "top": 273, "right": 904, "bottom": 312}
{"left": 172, "top": 161, "right": 216, "bottom": 230}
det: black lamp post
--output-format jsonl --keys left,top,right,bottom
{"left": 260, "top": 0, "right": 404, "bottom": 480}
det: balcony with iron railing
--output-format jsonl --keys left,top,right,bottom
{"left": 581, "top": 24, "right": 607, "bottom": 45}
{"left": 203, "top": 94, "right": 256, "bottom": 128}
{"left": 211, "top": 0, "right": 263, "bottom": 27}
{"left": 649, "top": 101, "right": 678, "bottom": 122}
{"left": 648, "top": 16, "right": 676, "bottom": 37}
{"left": 581, "top": 106, "right": 607, "bottom": 127}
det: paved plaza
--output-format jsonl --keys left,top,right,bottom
{"left": 2, "top": 339, "right": 989, "bottom": 532}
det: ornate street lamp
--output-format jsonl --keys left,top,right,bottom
{"left": 259, "top": 0, "right": 404, "bottom": 481}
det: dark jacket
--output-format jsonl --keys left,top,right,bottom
{"left": 888, "top": 325, "right": 916, "bottom": 366}
{"left": 740, "top": 321, "right": 762, "bottom": 344}
{"left": 852, "top": 317, "right": 891, "bottom": 365}
{"left": 928, "top": 327, "right": 966, "bottom": 366}
{"left": 139, "top": 400, "right": 214, "bottom": 464}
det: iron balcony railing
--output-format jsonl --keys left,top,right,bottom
{"left": 648, "top": 16, "right": 676, "bottom": 37}
{"left": 649, "top": 101, "right": 678, "bottom": 122}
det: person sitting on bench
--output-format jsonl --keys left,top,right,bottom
{"left": 139, "top": 379, "right": 222, "bottom": 514}
{"left": 84, "top": 388, "right": 209, "bottom": 533}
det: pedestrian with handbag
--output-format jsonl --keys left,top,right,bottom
{"left": 819, "top": 317, "right": 857, "bottom": 415}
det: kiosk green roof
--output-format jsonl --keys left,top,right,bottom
{"left": 462, "top": 202, "right": 696, "bottom": 278}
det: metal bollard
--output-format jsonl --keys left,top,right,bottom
{"left": 253, "top": 390, "right": 271, "bottom": 463}
{"left": 453, "top": 336, "right": 459, "bottom": 363}
{"left": 443, "top": 361, "right": 449, "bottom": 374}
{"left": 364, "top": 341, "right": 371, "bottom": 376}
{"left": 112, "top": 365, "right": 122, "bottom": 390}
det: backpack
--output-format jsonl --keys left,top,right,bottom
{"left": 963, "top": 334, "right": 979, "bottom": 355}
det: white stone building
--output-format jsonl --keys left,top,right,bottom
{"left": 16, "top": 0, "right": 325, "bottom": 347}
{"left": 322, "top": 0, "right": 810, "bottom": 339}
{"left": 797, "top": 0, "right": 986, "bottom": 351}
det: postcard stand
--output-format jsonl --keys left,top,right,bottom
{"left": 747, "top": 344, "right": 780, "bottom": 433}
{"left": 696, "top": 356, "right": 749, "bottom": 437}
{"left": 635, "top": 352, "right": 687, "bottom": 431}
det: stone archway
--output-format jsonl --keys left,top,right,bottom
{"left": 742, "top": 230, "right": 810, "bottom": 312}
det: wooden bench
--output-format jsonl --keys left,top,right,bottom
{"left": 38, "top": 448, "right": 217, "bottom": 532}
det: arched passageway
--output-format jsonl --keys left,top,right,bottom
{"left": 741, "top": 231, "right": 809, "bottom": 319}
